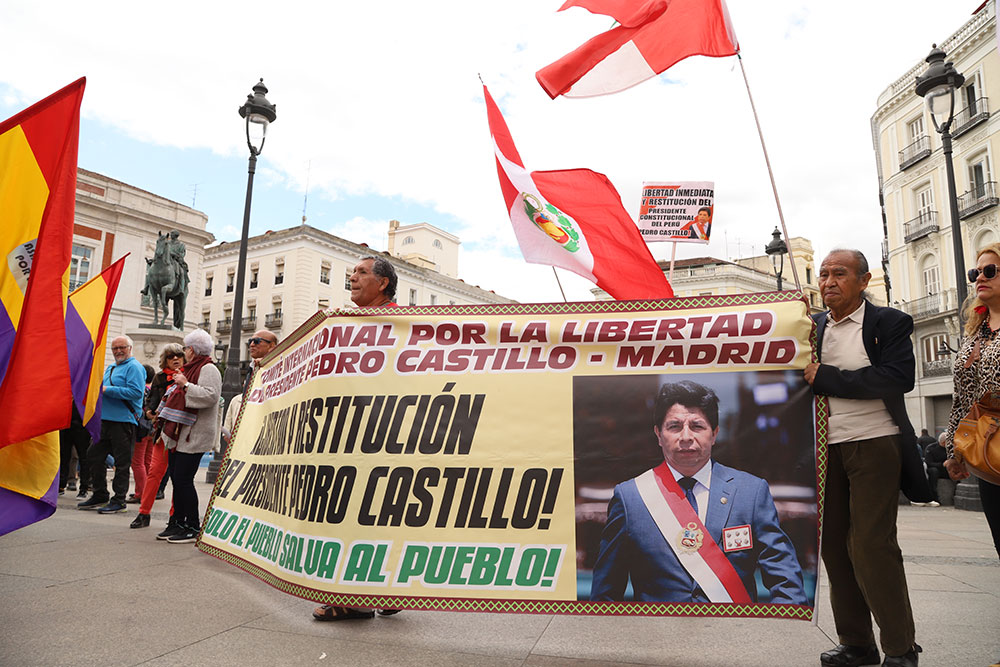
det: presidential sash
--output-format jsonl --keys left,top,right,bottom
{"left": 633, "top": 463, "right": 751, "bottom": 603}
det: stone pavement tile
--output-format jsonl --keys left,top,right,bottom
{"left": 917, "top": 561, "right": 1000, "bottom": 594}
{"left": 523, "top": 656, "right": 652, "bottom": 666}
{"left": 0, "top": 510, "right": 123, "bottom": 548}
{"left": 246, "top": 606, "right": 551, "bottom": 660}
{"left": 73, "top": 550, "right": 300, "bottom": 611}
{"left": 902, "top": 561, "right": 943, "bottom": 576}
{"left": 901, "top": 544, "right": 999, "bottom": 559}
{"left": 141, "top": 626, "right": 524, "bottom": 667}
{"left": 0, "top": 572, "right": 60, "bottom": 595}
{"left": 0, "top": 526, "right": 195, "bottom": 582}
{"left": 911, "top": 614, "right": 1000, "bottom": 667}
{"left": 909, "top": 589, "right": 1000, "bottom": 626}
{"left": 528, "top": 614, "right": 831, "bottom": 666}
{"left": 0, "top": 584, "right": 257, "bottom": 667}
{"left": 905, "top": 572, "right": 981, "bottom": 593}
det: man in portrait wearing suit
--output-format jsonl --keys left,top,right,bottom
{"left": 590, "top": 380, "right": 807, "bottom": 605}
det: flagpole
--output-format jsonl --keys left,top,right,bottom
{"left": 737, "top": 55, "right": 803, "bottom": 292}
{"left": 551, "top": 267, "right": 569, "bottom": 302}
{"left": 668, "top": 242, "right": 677, "bottom": 284}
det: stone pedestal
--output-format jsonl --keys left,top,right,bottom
{"left": 129, "top": 324, "right": 184, "bottom": 368}
{"left": 954, "top": 477, "right": 984, "bottom": 512}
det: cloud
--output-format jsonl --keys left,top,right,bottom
{"left": 0, "top": 0, "right": 977, "bottom": 301}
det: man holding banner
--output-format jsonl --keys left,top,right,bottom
{"left": 806, "top": 250, "right": 924, "bottom": 667}
{"left": 312, "top": 255, "right": 402, "bottom": 622}
{"left": 590, "top": 381, "right": 806, "bottom": 605}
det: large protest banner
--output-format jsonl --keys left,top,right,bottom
{"left": 637, "top": 181, "right": 715, "bottom": 243}
{"left": 199, "top": 292, "right": 824, "bottom": 621}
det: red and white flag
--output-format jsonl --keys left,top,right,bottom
{"left": 484, "top": 85, "right": 672, "bottom": 301}
{"left": 536, "top": 0, "right": 739, "bottom": 99}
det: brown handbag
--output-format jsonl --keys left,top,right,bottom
{"left": 953, "top": 391, "right": 1000, "bottom": 485}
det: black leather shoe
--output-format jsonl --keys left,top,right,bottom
{"left": 821, "top": 644, "right": 880, "bottom": 667}
{"left": 882, "top": 644, "right": 920, "bottom": 667}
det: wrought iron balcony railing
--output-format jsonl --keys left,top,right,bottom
{"left": 903, "top": 211, "right": 939, "bottom": 243}
{"left": 216, "top": 318, "right": 232, "bottom": 334}
{"left": 898, "top": 289, "right": 957, "bottom": 322}
{"left": 899, "top": 135, "right": 931, "bottom": 170}
{"left": 241, "top": 316, "right": 257, "bottom": 332}
{"left": 265, "top": 312, "right": 283, "bottom": 329}
{"left": 952, "top": 96, "right": 989, "bottom": 137}
{"left": 922, "top": 359, "right": 953, "bottom": 378}
{"left": 958, "top": 181, "right": 999, "bottom": 219}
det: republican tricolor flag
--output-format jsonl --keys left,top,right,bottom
{"left": 536, "top": 0, "right": 739, "bottom": 99}
{"left": 484, "top": 86, "right": 672, "bottom": 301}
{"left": 0, "top": 79, "right": 85, "bottom": 536}
{"left": 67, "top": 256, "right": 128, "bottom": 445}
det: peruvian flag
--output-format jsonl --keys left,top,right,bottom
{"left": 537, "top": 0, "right": 739, "bottom": 99}
{"left": 484, "top": 86, "right": 672, "bottom": 300}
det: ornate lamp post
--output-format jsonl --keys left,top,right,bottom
{"left": 209, "top": 79, "right": 276, "bottom": 484}
{"left": 916, "top": 45, "right": 967, "bottom": 313}
{"left": 764, "top": 227, "right": 788, "bottom": 291}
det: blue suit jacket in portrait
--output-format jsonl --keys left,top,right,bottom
{"left": 590, "top": 461, "right": 807, "bottom": 604}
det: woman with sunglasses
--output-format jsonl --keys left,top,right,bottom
{"left": 943, "top": 242, "right": 1000, "bottom": 559}
{"left": 131, "top": 344, "right": 185, "bottom": 529}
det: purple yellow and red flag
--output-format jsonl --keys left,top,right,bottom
{"left": 0, "top": 78, "right": 85, "bottom": 536}
{"left": 67, "top": 256, "right": 127, "bottom": 445}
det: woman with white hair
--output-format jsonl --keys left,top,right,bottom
{"left": 155, "top": 328, "right": 221, "bottom": 543}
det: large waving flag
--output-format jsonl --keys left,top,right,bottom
{"left": 0, "top": 79, "right": 85, "bottom": 537}
{"left": 536, "top": 0, "right": 739, "bottom": 99}
{"left": 0, "top": 78, "right": 85, "bottom": 446}
{"left": 484, "top": 86, "right": 672, "bottom": 300}
{"left": 67, "top": 256, "right": 127, "bottom": 445}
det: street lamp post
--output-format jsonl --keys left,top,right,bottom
{"left": 208, "top": 79, "right": 276, "bottom": 484}
{"left": 916, "top": 45, "right": 967, "bottom": 314}
{"left": 764, "top": 227, "right": 788, "bottom": 291}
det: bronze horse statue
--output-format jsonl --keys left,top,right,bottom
{"left": 143, "top": 232, "right": 186, "bottom": 328}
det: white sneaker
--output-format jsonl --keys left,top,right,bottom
{"left": 927, "top": 501, "right": 940, "bottom": 507}
{"left": 910, "top": 502, "right": 928, "bottom": 507}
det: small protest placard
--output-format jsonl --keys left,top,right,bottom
{"left": 638, "top": 181, "right": 715, "bottom": 244}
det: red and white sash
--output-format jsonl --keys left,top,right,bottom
{"left": 633, "top": 463, "right": 751, "bottom": 603}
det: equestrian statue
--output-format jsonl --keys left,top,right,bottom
{"left": 142, "top": 230, "right": 189, "bottom": 329}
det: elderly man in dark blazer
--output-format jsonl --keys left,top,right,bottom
{"left": 805, "top": 249, "right": 931, "bottom": 667}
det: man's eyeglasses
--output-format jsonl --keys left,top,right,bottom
{"left": 968, "top": 264, "right": 998, "bottom": 283}
{"left": 248, "top": 337, "right": 274, "bottom": 345}
{"left": 111, "top": 345, "right": 130, "bottom": 351}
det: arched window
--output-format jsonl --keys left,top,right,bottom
{"left": 433, "top": 239, "right": 443, "bottom": 249}
{"left": 918, "top": 253, "right": 940, "bottom": 296}
{"left": 403, "top": 236, "right": 415, "bottom": 245}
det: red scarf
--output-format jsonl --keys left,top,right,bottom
{"left": 162, "top": 354, "right": 214, "bottom": 441}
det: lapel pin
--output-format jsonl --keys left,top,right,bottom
{"left": 720, "top": 497, "right": 728, "bottom": 505}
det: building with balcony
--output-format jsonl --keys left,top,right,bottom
{"left": 72, "top": 169, "right": 214, "bottom": 368}
{"left": 872, "top": 2, "right": 1000, "bottom": 431}
{"left": 201, "top": 222, "right": 515, "bottom": 356}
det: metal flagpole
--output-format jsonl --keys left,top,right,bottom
{"left": 551, "top": 267, "right": 569, "bottom": 302}
{"left": 738, "top": 55, "right": 803, "bottom": 292}
{"left": 668, "top": 241, "right": 678, "bottom": 284}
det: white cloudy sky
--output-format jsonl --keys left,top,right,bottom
{"left": 0, "top": 1, "right": 984, "bottom": 302}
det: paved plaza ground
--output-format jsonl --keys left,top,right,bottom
{"left": 1, "top": 477, "right": 997, "bottom": 667}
